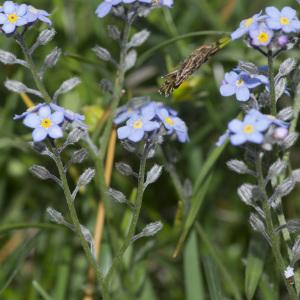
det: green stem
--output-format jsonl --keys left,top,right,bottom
{"left": 256, "top": 153, "right": 297, "bottom": 299}
{"left": 15, "top": 34, "right": 52, "bottom": 103}
{"left": 0, "top": 223, "right": 60, "bottom": 235}
{"left": 268, "top": 51, "right": 276, "bottom": 115}
{"left": 54, "top": 154, "right": 109, "bottom": 300}
{"left": 104, "top": 144, "right": 149, "bottom": 287}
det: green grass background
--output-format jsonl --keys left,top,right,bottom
{"left": 0, "top": 0, "right": 299, "bottom": 299}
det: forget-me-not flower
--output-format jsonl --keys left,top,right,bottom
{"left": 95, "top": 0, "right": 122, "bottom": 18}
{"left": 23, "top": 105, "right": 64, "bottom": 142}
{"left": 0, "top": 1, "right": 28, "bottom": 34}
{"left": 231, "top": 12, "right": 265, "bottom": 40}
{"left": 220, "top": 71, "right": 267, "bottom": 102}
{"left": 14, "top": 103, "right": 47, "bottom": 120}
{"left": 26, "top": 5, "right": 52, "bottom": 26}
{"left": 266, "top": 6, "right": 300, "bottom": 33}
{"left": 249, "top": 23, "right": 274, "bottom": 46}
{"left": 157, "top": 107, "right": 188, "bottom": 143}
{"left": 117, "top": 111, "right": 160, "bottom": 142}
{"left": 227, "top": 112, "right": 270, "bottom": 146}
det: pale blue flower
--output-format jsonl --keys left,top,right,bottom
{"left": 157, "top": 107, "right": 188, "bottom": 143}
{"left": 231, "top": 12, "right": 265, "bottom": 40}
{"left": 117, "top": 112, "right": 160, "bottom": 142}
{"left": 95, "top": 0, "right": 122, "bottom": 18}
{"left": 26, "top": 5, "right": 52, "bottom": 26}
{"left": 228, "top": 112, "right": 270, "bottom": 146}
{"left": 220, "top": 71, "right": 267, "bottom": 102}
{"left": 266, "top": 6, "right": 300, "bottom": 33}
{"left": 23, "top": 105, "right": 64, "bottom": 142}
{"left": 249, "top": 23, "right": 274, "bottom": 46}
{"left": 13, "top": 103, "right": 47, "bottom": 120}
{"left": 0, "top": 1, "right": 28, "bottom": 34}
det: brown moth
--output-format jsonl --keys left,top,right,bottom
{"left": 159, "top": 37, "right": 231, "bottom": 97}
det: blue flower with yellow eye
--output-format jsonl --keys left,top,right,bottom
{"left": 228, "top": 113, "right": 270, "bottom": 146}
{"left": 117, "top": 112, "right": 160, "bottom": 142}
{"left": 231, "top": 12, "right": 266, "bottom": 40}
{"left": 23, "top": 105, "right": 64, "bottom": 142}
{"left": 0, "top": 1, "right": 28, "bottom": 34}
{"left": 266, "top": 6, "right": 300, "bottom": 33}
{"left": 249, "top": 23, "right": 274, "bottom": 46}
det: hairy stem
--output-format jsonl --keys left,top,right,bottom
{"left": 268, "top": 51, "right": 276, "bottom": 115}
{"left": 15, "top": 34, "right": 52, "bottom": 103}
{"left": 104, "top": 144, "right": 149, "bottom": 287}
{"left": 256, "top": 152, "right": 297, "bottom": 299}
{"left": 54, "top": 154, "right": 109, "bottom": 300}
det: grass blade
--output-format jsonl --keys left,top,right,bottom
{"left": 184, "top": 230, "right": 205, "bottom": 300}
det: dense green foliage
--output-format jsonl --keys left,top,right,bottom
{"left": 0, "top": 0, "right": 299, "bottom": 299}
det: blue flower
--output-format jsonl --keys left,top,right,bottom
{"left": 247, "top": 109, "right": 289, "bottom": 128}
{"left": 249, "top": 23, "right": 274, "bottom": 46}
{"left": 0, "top": 1, "right": 28, "bottom": 34}
{"left": 155, "top": 0, "right": 173, "bottom": 7}
{"left": 231, "top": 12, "right": 265, "bottom": 40}
{"left": 220, "top": 71, "right": 267, "bottom": 102}
{"left": 23, "top": 105, "right": 64, "bottom": 142}
{"left": 227, "top": 113, "right": 270, "bottom": 146}
{"left": 26, "top": 5, "right": 52, "bottom": 26}
{"left": 157, "top": 107, "right": 188, "bottom": 143}
{"left": 117, "top": 112, "right": 160, "bottom": 142}
{"left": 266, "top": 6, "right": 300, "bottom": 33}
{"left": 49, "top": 103, "right": 87, "bottom": 129}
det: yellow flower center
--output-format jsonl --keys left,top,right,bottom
{"left": 41, "top": 118, "right": 52, "bottom": 129}
{"left": 133, "top": 120, "right": 143, "bottom": 129}
{"left": 257, "top": 32, "right": 269, "bottom": 44}
{"left": 7, "top": 13, "right": 18, "bottom": 23}
{"left": 236, "top": 79, "right": 244, "bottom": 87}
{"left": 280, "top": 17, "right": 290, "bottom": 25}
{"left": 243, "top": 124, "right": 254, "bottom": 134}
{"left": 165, "top": 117, "right": 174, "bottom": 126}
{"left": 244, "top": 18, "right": 254, "bottom": 27}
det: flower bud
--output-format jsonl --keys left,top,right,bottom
{"left": 37, "top": 28, "right": 56, "bottom": 45}
{"left": 78, "top": 168, "right": 95, "bottom": 187}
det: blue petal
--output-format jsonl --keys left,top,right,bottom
{"left": 96, "top": 2, "right": 112, "bottom": 18}
{"left": 231, "top": 27, "right": 248, "bottom": 40}
{"left": 265, "top": 6, "right": 280, "bottom": 18}
{"left": 117, "top": 126, "right": 131, "bottom": 139}
{"left": 228, "top": 119, "right": 243, "bottom": 133}
{"left": 220, "top": 84, "right": 235, "bottom": 97}
{"left": 0, "top": 14, "right": 6, "bottom": 24}
{"left": 236, "top": 86, "right": 250, "bottom": 101}
{"left": 48, "top": 125, "right": 63, "bottom": 139}
{"left": 16, "top": 4, "right": 27, "bottom": 16}
{"left": 144, "top": 121, "right": 160, "bottom": 132}
{"left": 38, "top": 106, "right": 51, "bottom": 118}
{"left": 23, "top": 113, "right": 40, "bottom": 128}
{"left": 225, "top": 71, "right": 239, "bottom": 84}
{"left": 32, "top": 127, "right": 47, "bottom": 142}
{"left": 3, "top": 1, "right": 16, "bottom": 14}
{"left": 176, "top": 131, "right": 188, "bottom": 143}
{"left": 282, "top": 7, "right": 296, "bottom": 19}
{"left": 2, "top": 22, "right": 16, "bottom": 34}
{"left": 266, "top": 18, "right": 282, "bottom": 30}
{"left": 230, "top": 133, "right": 247, "bottom": 145}
{"left": 129, "top": 128, "right": 144, "bottom": 142}
{"left": 247, "top": 132, "right": 264, "bottom": 144}
{"left": 50, "top": 111, "right": 64, "bottom": 124}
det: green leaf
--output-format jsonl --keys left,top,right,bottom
{"left": 32, "top": 280, "right": 53, "bottom": 300}
{"left": 245, "top": 234, "right": 266, "bottom": 300}
{"left": 184, "top": 230, "right": 205, "bottom": 300}
{"left": 203, "top": 256, "right": 223, "bottom": 300}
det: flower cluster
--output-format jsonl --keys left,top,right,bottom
{"left": 220, "top": 67, "right": 268, "bottom": 102}
{"left": 231, "top": 6, "right": 300, "bottom": 48}
{"left": 0, "top": 1, "right": 51, "bottom": 35}
{"left": 115, "top": 101, "right": 188, "bottom": 143}
{"left": 218, "top": 109, "right": 289, "bottom": 146}
{"left": 14, "top": 104, "right": 86, "bottom": 142}
{"left": 95, "top": 0, "right": 173, "bottom": 18}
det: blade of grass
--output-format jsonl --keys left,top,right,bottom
{"left": 245, "top": 234, "right": 266, "bottom": 300}
{"left": 196, "top": 223, "right": 242, "bottom": 300}
{"left": 184, "top": 230, "right": 205, "bottom": 300}
{"left": 173, "top": 175, "right": 212, "bottom": 258}
{"left": 32, "top": 280, "right": 53, "bottom": 300}
{"left": 202, "top": 256, "right": 223, "bottom": 300}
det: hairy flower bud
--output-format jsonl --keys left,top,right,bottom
{"left": 108, "top": 188, "right": 127, "bottom": 203}
{"left": 92, "top": 46, "right": 112, "bottom": 61}
{"left": 0, "top": 50, "right": 17, "bottom": 64}
{"left": 78, "top": 168, "right": 95, "bottom": 187}
{"left": 37, "top": 28, "right": 56, "bottom": 45}
{"left": 30, "top": 165, "right": 52, "bottom": 180}
{"left": 227, "top": 160, "right": 252, "bottom": 175}
{"left": 44, "top": 47, "right": 62, "bottom": 68}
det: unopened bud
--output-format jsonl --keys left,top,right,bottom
{"left": 71, "top": 149, "right": 88, "bottom": 164}
{"left": 92, "top": 46, "right": 112, "bottom": 61}
{"left": 0, "top": 50, "right": 17, "bottom": 64}
{"left": 5, "top": 79, "right": 27, "bottom": 93}
{"left": 30, "top": 165, "right": 52, "bottom": 180}
{"left": 227, "top": 160, "right": 251, "bottom": 175}
{"left": 37, "top": 28, "right": 56, "bottom": 45}
{"left": 44, "top": 47, "right": 62, "bottom": 68}
{"left": 78, "top": 168, "right": 95, "bottom": 186}
{"left": 108, "top": 188, "right": 127, "bottom": 203}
